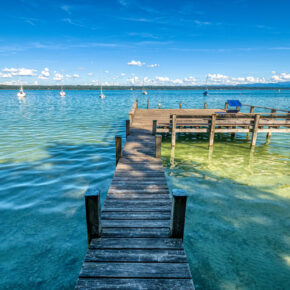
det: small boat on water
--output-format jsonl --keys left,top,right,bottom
{"left": 17, "top": 84, "right": 26, "bottom": 98}
{"left": 203, "top": 75, "right": 209, "bottom": 96}
{"left": 99, "top": 84, "right": 105, "bottom": 98}
{"left": 60, "top": 86, "right": 66, "bottom": 97}
{"left": 142, "top": 89, "right": 148, "bottom": 95}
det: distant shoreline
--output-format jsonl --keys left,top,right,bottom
{"left": 0, "top": 85, "right": 289, "bottom": 90}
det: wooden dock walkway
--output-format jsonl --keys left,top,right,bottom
{"left": 76, "top": 103, "right": 194, "bottom": 289}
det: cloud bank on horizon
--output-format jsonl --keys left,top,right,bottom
{"left": 0, "top": 0, "right": 289, "bottom": 85}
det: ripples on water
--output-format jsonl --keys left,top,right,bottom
{"left": 0, "top": 90, "right": 289, "bottom": 289}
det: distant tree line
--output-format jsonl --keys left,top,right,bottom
{"left": 0, "top": 85, "right": 288, "bottom": 90}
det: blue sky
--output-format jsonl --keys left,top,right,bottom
{"left": 0, "top": 0, "right": 290, "bottom": 85}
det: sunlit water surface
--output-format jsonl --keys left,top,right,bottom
{"left": 0, "top": 90, "right": 289, "bottom": 289}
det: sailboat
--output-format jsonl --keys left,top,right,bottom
{"left": 142, "top": 80, "right": 148, "bottom": 95}
{"left": 99, "top": 83, "right": 105, "bottom": 98}
{"left": 60, "top": 85, "right": 66, "bottom": 97}
{"left": 203, "top": 75, "right": 209, "bottom": 96}
{"left": 17, "top": 84, "right": 26, "bottom": 98}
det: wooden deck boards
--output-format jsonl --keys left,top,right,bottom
{"left": 76, "top": 109, "right": 194, "bottom": 289}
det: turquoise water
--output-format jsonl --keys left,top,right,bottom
{"left": 0, "top": 90, "right": 289, "bottom": 289}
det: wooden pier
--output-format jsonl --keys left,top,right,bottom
{"left": 76, "top": 100, "right": 289, "bottom": 289}
{"left": 76, "top": 102, "right": 195, "bottom": 289}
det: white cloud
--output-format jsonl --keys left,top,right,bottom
{"left": 38, "top": 67, "right": 50, "bottom": 79}
{"left": 66, "top": 74, "right": 71, "bottom": 78}
{"left": 128, "top": 60, "right": 144, "bottom": 67}
{"left": 127, "top": 76, "right": 139, "bottom": 84}
{"left": 120, "top": 73, "right": 126, "bottom": 76}
{"left": 73, "top": 74, "right": 79, "bottom": 78}
{"left": 271, "top": 72, "right": 290, "bottom": 82}
{"left": 53, "top": 73, "right": 64, "bottom": 81}
{"left": 2, "top": 67, "right": 37, "bottom": 76}
{"left": 0, "top": 72, "right": 12, "bottom": 78}
{"left": 147, "top": 64, "right": 160, "bottom": 68}
{"left": 155, "top": 76, "right": 170, "bottom": 82}
{"left": 172, "top": 79, "right": 183, "bottom": 84}
{"left": 184, "top": 76, "right": 196, "bottom": 83}
{"left": 88, "top": 72, "right": 93, "bottom": 76}
{"left": 208, "top": 73, "right": 229, "bottom": 82}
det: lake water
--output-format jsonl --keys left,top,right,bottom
{"left": 0, "top": 90, "right": 289, "bottom": 289}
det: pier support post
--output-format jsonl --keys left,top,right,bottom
{"left": 158, "top": 102, "right": 161, "bottom": 109}
{"left": 266, "top": 109, "right": 276, "bottom": 143}
{"left": 115, "top": 136, "right": 122, "bottom": 165}
{"left": 155, "top": 135, "right": 162, "bottom": 158}
{"left": 171, "top": 189, "right": 187, "bottom": 239}
{"left": 136, "top": 98, "right": 138, "bottom": 109}
{"left": 247, "top": 106, "right": 256, "bottom": 139}
{"left": 251, "top": 114, "right": 260, "bottom": 149}
{"left": 209, "top": 114, "right": 216, "bottom": 148}
{"left": 224, "top": 102, "right": 228, "bottom": 110}
{"left": 147, "top": 98, "right": 149, "bottom": 109}
{"left": 126, "top": 120, "right": 130, "bottom": 138}
{"left": 171, "top": 114, "right": 177, "bottom": 148}
{"left": 231, "top": 126, "right": 236, "bottom": 139}
{"left": 85, "top": 188, "right": 101, "bottom": 246}
{"left": 152, "top": 120, "right": 157, "bottom": 135}
{"left": 179, "top": 102, "right": 182, "bottom": 109}
{"left": 204, "top": 102, "right": 207, "bottom": 109}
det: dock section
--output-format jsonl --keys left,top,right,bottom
{"left": 76, "top": 103, "right": 194, "bottom": 289}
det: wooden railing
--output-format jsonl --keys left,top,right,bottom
{"left": 154, "top": 113, "right": 290, "bottom": 149}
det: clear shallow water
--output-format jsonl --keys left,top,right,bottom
{"left": 0, "top": 90, "right": 289, "bottom": 289}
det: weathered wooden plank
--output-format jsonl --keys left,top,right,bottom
{"left": 104, "top": 199, "right": 171, "bottom": 207}
{"left": 101, "top": 228, "right": 170, "bottom": 238}
{"left": 107, "top": 189, "right": 169, "bottom": 194}
{"left": 79, "top": 262, "right": 192, "bottom": 278}
{"left": 89, "top": 238, "right": 184, "bottom": 249}
{"left": 76, "top": 278, "right": 194, "bottom": 289}
{"left": 101, "top": 211, "right": 171, "bottom": 220}
{"left": 85, "top": 249, "right": 187, "bottom": 263}
{"left": 107, "top": 193, "right": 170, "bottom": 199}
{"left": 102, "top": 220, "right": 170, "bottom": 228}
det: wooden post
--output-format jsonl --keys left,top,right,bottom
{"left": 179, "top": 102, "right": 182, "bottom": 109}
{"left": 115, "top": 136, "right": 122, "bottom": 165}
{"left": 152, "top": 120, "right": 157, "bottom": 135}
{"left": 171, "top": 189, "right": 187, "bottom": 239}
{"left": 231, "top": 126, "right": 236, "bottom": 139}
{"left": 126, "top": 120, "right": 130, "bottom": 138}
{"left": 155, "top": 135, "right": 162, "bottom": 158}
{"left": 85, "top": 187, "right": 101, "bottom": 246}
{"left": 171, "top": 114, "right": 177, "bottom": 147}
{"left": 204, "top": 102, "right": 207, "bottom": 109}
{"left": 224, "top": 102, "right": 228, "bottom": 110}
{"left": 147, "top": 98, "right": 149, "bottom": 109}
{"left": 209, "top": 114, "right": 216, "bottom": 148}
{"left": 251, "top": 114, "right": 260, "bottom": 148}
{"left": 266, "top": 109, "right": 276, "bottom": 143}
{"left": 237, "top": 106, "right": 240, "bottom": 111}
{"left": 129, "top": 114, "right": 133, "bottom": 126}
{"left": 250, "top": 106, "right": 255, "bottom": 113}
{"left": 158, "top": 102, "right": 161, "bottom": 109}
{"left": 136, "top": 98, "right": 138, "bottom": 109}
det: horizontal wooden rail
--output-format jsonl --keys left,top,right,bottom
{"left": 243, "top": 104, "right": 290, "bottom": 113}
